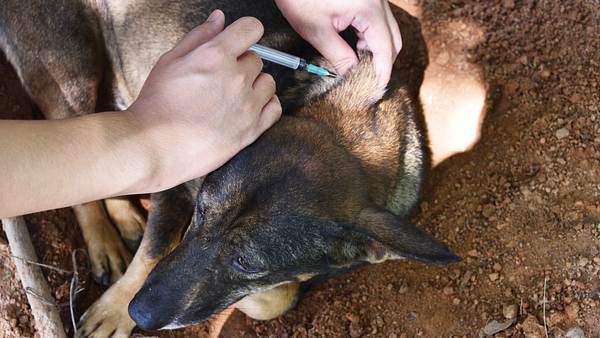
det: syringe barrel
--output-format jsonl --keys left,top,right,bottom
{"left": 249, "top": 44, "right": 301, "bottom": 70}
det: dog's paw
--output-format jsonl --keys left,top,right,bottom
{"left": 87, "top": 224, "right": 132, "bottom": 286}
{"left": 105, "top": 198, "right": 146, "bottom": 252}
{"left": 76, "top": 285, "right": 136, "bottom": 338}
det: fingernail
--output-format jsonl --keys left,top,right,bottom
{"left": 206, "top": 9, "right": 222, "bottom": 23}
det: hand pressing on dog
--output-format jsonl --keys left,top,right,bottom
{"left": 275, "top": 0, "right": 402, "bottom": 87}
{"left": 0, "top": 10, "right": 281, "bottom": 217}
{"left": 127, "top": 10, "right": 281, "bottom": 192}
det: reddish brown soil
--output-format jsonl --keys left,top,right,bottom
{"left": 1, "top": 1, "right": 599, "bottom": 337}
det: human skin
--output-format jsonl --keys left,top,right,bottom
{"left": 275, "top": 0, "right": 402, "bottom": 87}
{"left": 0, "top": 11, "right": 281, "bottom": 217}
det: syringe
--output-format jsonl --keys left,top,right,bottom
{"left": 248, "top": 44, "right": 337, "bottom": 78}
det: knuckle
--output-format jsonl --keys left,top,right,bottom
{"left": 250, "top": 53, "right": 264, "bottom": 70}
{"left": 260, "top": 73, "right": 276, "bottom": 92}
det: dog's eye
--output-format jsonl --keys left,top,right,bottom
{"left": 233, "top": 256, "right": 260, "bottom": 274}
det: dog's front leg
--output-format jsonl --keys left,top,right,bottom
{"left": 77, "top": 184, "right": 195, "bottom": 338}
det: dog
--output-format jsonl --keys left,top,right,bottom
{"left": 0, "top": 0, "right": 459, "bottom": 336}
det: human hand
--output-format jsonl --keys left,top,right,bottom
{"left": 275, "top": 0, "right": 402, "bottom": 87}
{"left": 127, "top": 10, "right": 281, "bottom": 192}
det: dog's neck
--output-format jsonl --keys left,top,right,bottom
{"left": 282, "top": 58, "right": 405, "bottom": 206}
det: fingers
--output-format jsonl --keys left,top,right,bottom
{"left": 383, "top": 1, "right": 403, "bottom": 56}
{"left": 252, "top": 73, "right": 276, "bottom": 107}
{"left": 358, "top": 11, "right": 395, "bottom": 87}
{"left": 256, "top": 95, "right": 282, "bottom": 135}
{"left": 251, "top": 73, "right": 280, "bottom": 139}
{"left": 238, "top": 51, "right": 264, "bottom": 84}
{"left": 168, "top": 9, "right": 225, "bottom": 58}
{"left": 210, "top": 16, "right": 264, "bottom": 57}
{"left": 307, "top": 27, "right": 358, "bottom": 75}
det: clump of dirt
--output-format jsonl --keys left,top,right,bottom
{"left": 1, "top": 1, "right": 598, "bottom": 337}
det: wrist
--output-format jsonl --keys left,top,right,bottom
{"left": 120, "top": 108, "right": 166, "bottom": 194}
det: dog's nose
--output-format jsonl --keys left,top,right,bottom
{"left": 128, "top": 292, "right": 170, "bottom": 330}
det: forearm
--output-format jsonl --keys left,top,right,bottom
{"left": 0, "top": 112, "right": 154, "bottom": 217}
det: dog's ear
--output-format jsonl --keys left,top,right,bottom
{"left": 328, "top": 208, "right": 460, "bottom": 265}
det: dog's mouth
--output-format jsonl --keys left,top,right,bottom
{"left": 129, "top": 278, "right": 248, "bottom": 331}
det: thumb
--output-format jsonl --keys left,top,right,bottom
{"left": 306, "top": 28, "right": 358, "bottom": 75}
{"left": 168, "top": 9, "right": 226, "bottom": 58}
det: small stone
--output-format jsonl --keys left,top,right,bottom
{"left": 505, "top": 80, "right": 520, "bottom": 96}
{"left": 453, "top": 297, "right": 461, "bottom": 305}
{"left": 349, "top": 324, "right": 363, "bottom": 338}
{"left": 565, "top": 303, "right": 579, "bottom": 319}
{"left": 569, "top": 93, "right": 582, "bottom": 104}
{"left": 565, "top": 327, "right": 585, "bottom": 338}
{"left": 468, "top": 249, "right": 479, "bottom": 257}
{"left": 548, "top": 311, "right": 566, "bottom": 326}
{"left": 503, "top": 304, "right": 518, "bottom": 319}
{"left": 540, "top": 70, "right": 551, "bottom": 78}
{"left": 436, "top": 51, "right": 450, "bottom": 65}
{"left": 555, "top": 128, "right": 570, "bottom": 139}
{"left": 489, "top": 273, "right": 500, "bottom": 282}
{"left": 443, "top": 286, "right": 455, "bottom": 295}
{"left": 522, "top": 314, "right": 544, "bottom": 338}
{"left": 479, "top": 318, "right": 516, "bottom": 336}
{"left": 18, "top": 315, "right": 28, "bottom": 325}
{"left": 578, "top": 257, "right": 589, "bottom": 267}
{"left": 345, "top": 313, "right": 359, "bottom": 323}
{"left": 593, "top": 256, "right": 600, "bottom": 265}
{"left": 493, "top": 263, "right": 503, "bottom": 272}
{"left": 386, "top": 283, "right": 393, "bottom": 291}
{"left": 503, "top": 0, "right": 516, "bottom": 9}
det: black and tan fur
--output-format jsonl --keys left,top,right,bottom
{"left": 0, "top": 0, "right": 457, "bottom": 337}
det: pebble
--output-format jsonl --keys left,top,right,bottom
{"left": 467, "top": 249, "right": 479, "bottom": 257}
{"left": 443, "top": 286, "right": 455, "bottom": 295}
{"left": 436, "top": 51, "right": 450, "bottom": 65}
{"left": 565, "top": 303, "right": 579, "bottom": 319}
{"left": 503, "top": 304, "right": 518, "bottom": 319}
{"left": 503, "top": 0, "right": 516, "bottom": 9}
{"left": 578, "top": 257, "right": 589, "bottom": 267}
{"left": 522, "top": 314, "right": 544, "bottom": 338}
{"left": 556, "top": 128, "right": 570, "bottom": 139}
{"left": 489, "top": 273, "right": 500, "bottom": 282}
{"left": 18, "top": 315, "right": 28, "bottom": 325}
{"left": 566, "top": 327, "right": 585, "bottom": 338}
{"left": 493, "top": 263, "right": 503, "bottom": 272}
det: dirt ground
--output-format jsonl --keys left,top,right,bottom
{"left": 1, "top": 1, "right": 599, "bottom": 337}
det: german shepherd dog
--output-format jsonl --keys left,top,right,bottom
{"left": 1, "top": 0, "right": 459, "bottom": 336}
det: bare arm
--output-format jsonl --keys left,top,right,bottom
{"left": 0, "top": 10, "right": 281, "bottom": 217}
{"left": 1, "top": 113, "right": 153, "bottom": 216}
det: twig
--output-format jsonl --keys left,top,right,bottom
{"left": 542, "top": 276, "right": 549, "bottom": 338}
{"left": 69, "top": 249, "right": 86, "bottom": 336}
{"left": 1, "top": 251, "right": 73, "bottom": 274}
{"left": 25, "top": 287, "right": 57, "bottom": 307}
{"left": 1, "top": 216, "right": 67, "bottom": 338}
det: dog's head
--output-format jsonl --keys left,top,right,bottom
{"left": 129, "top": 58, "right": 458, "bottom": 330}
